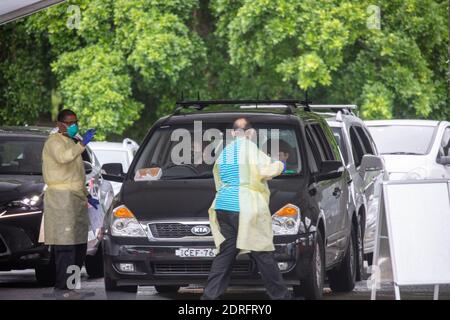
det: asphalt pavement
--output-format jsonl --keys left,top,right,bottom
{"left": 0, "top": 269, "right": 448, "bottom": 300}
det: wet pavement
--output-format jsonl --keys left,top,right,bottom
{"left": 0, "top": 269, "right": 448, "bottom": 300}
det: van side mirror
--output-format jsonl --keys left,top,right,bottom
{"left": 317, "top": 160, "right": 344, "bottom": 181}
{"left": 437, "top": 156, "right": 450, "bottom": 166}
{"left": 83, "top": 161, "right": 93, "bottom": 174}
{"left": 359, "top": 155, "right": 383, "bottom": 175}
{"left": 102, "top": 163, "right": 125, "bottom": 182}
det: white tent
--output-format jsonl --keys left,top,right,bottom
{"left": 0, "top": 0, "right": 65, "bottom": 25}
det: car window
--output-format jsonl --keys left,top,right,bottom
{"left": 305, "top": 125, "right": 326, "bottom": 164}
{"left": 311, "top": 124, "right": 335, "bottom": 161}
{"left": 440, "top": 127, "right": 450, "bottom": 157}
{"left": 0, "top": 137, "right": 44, "bottom": 174}
{"left": 304, "top": 127, "right": 320, "bottom": 173}
{"left": 81, "top": 147, "right": 91, "bottom": 163}
{"left": 355, "top": 126, "right": 375, "bottom": 155}
{"left": 349, "top": 127, "right": 365, "bottom": 167}
{"left": 331, "top": 127, "right": 349, "bottom": 165}
{"left": 133, "top": 124, "right": 302, "bottom": 180}
{"left": 93, "top": 150, "right": 130, "bottom": 173}
{"left": 367, "top": 125, "right": 436, "bottom": 155}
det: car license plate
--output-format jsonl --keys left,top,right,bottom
{"left": 175, "top": 248, "right": 217, "bottom": 258}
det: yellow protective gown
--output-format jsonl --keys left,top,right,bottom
{"left": 42, "top": 133, "right": 89, "bottom": 245}
{"left": 208, "top": 138, "right": 284, "bottom": 253}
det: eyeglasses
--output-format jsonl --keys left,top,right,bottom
{"left": 60, "top": 120, "right": 78, "bottom": 126}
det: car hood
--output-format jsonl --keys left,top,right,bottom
{"left": 381, "top": 155, "right": 433, "bottom": 179}
{"left": 120, "top": 178, "right": 306, "bottom": 221}
{"left": 0, "top": 175, "right": 45, "bottom": 205}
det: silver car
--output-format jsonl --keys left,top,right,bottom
{"left": 313, "top": 106, "right": 385, "bottom": 266}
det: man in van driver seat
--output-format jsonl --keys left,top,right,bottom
{"left": 201, "top": 118, "right": 291, "bottom": 300}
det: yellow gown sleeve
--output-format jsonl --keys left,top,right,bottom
{"left": 212, "top": 164, "right": 223, "bottom": 191}
{"left": 254, "top": 144, "right": 284, "bottom": 180}
{"left": 46, "top": 137, "right": 85, "bottom": 164}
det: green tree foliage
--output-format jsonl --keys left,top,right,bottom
{"left": 213, "top": 0, "right": 448, "bottom": 119}
{"left": 0, "top": 23, "right": 51, "bottom": 124}
{"left": 0, "top": 0, "right": 448, "bottom": 140}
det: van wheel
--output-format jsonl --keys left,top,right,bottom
{"left": 85, "top": 244, "right": 104, "bottom": 279}
{"left": 356, "top": 217, "right": 365, "bottom": 281}
{"left": 154, "top": 285, "right": 180, "bottom": 294}
{"left": 104, "top": 275, "right": 138, "bottom": 293}
{"left": 293, "top": 229, "right": 324, "bottom": 300}
{"left": 328, "top": 224, "right": 357, "bottom": 292}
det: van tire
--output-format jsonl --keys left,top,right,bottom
{"left": 328, "top": 225, "right": 357, "bottom": 292}
{"left": 85, "top": 244, "right": 104, "bottom": 279}
{"left": 356, "top": 217, "right": 365, "bottom": 281}
{"left": 293, "top": 229, "right": 325, "bottom": 300}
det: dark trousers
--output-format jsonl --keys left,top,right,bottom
{"left": 54, "top": 243, "right": 87, "bottom": 290}
{"left": 201, "top": 210, "right": 291, "bottom": 300}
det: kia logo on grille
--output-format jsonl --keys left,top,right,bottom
{"left": 191, "top": 225, "right": 210, "bottom": 236}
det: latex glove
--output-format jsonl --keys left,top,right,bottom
{"left": 87, "top": 194, "right": 100, "bottom": 210}
{"left": 281, "top": 161, "right": 287, "bottom": 173}
{"left": 82, "top": 129, "right": 96, "bottom": 146}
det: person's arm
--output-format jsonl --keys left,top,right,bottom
{"left": 45, "top": 136, "right": 85, "bottom": 164}
{"left": 250, "top": 142, "right": 284, "bottom": 180}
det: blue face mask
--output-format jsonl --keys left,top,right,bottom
{"left": 66, "top": 123, "right": 79, "bottom": 138}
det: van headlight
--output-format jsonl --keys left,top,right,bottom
{"left": 272, "top": 204, "right": 302, "bottom": 235}
{"left": 111, "top": 205, "right": 146, "bottom": 237}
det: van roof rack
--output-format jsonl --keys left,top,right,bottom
{"left": 173, "top": 99, "right": 312, "bottom": 115}
{"left": 308, "top": 104, "right": 357, "bottom": 115}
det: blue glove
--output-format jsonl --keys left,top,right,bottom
{"left": 87, "top": 194, "right": 100, "bottom": 210}
{"left": 281, "top": 161, "right": 286, "bottom": 173}
{"left": 82, "top": 129, "right": 96, "bottom": 146}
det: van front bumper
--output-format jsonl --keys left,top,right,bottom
{"left": 103, "top": 232, "right": 315, "bottom": 287}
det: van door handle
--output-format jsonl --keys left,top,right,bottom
{"left": 332, "top": 187, "right": 342, "bottom": 198}
{"left": 308, "top": 184, "right": 318, "bottom": 196}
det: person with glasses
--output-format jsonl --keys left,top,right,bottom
{"left": 42, "top": 109, "right": 97, "bottom": 299}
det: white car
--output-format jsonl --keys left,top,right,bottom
{"left": 365, "top": 120, "right": 450, "bottom": 180}
{"left": 89, "top": 139, "right": 139, "bottom": 195}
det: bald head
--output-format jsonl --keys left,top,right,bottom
{"left": 233, "top": 118, "right": 252, "bottom": 131}
{"left": 232, "top": 117, "right": 253, "bottom": 139}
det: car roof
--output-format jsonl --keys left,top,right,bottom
{"left": 0, "top": 126, "right": 52, "bottom": 138}
{"left": 365, "top": 119, "right": 441, "bottom": 127}
{"left": 326, "top": 120, "right": 343, "bottom": 127}
{"left": 159, "top": 109, "right": 324, "bottom": 126}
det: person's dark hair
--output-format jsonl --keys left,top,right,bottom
{"left": 265, "top": 139, "right": 292, "bottom": 154}
{"left": 279, "top": 140, "right": 292, "bottom": 154}
{"left": 57, "top": 109, "right": 77, "bottom": 122}
{"left": 233, "top": 118, "right": 252, "bottom": 131}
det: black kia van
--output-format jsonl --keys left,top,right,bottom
{"left": 101, "top": 100, "right": 364, "bottom": 299}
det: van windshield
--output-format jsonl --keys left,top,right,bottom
{"left": 133, "top": 123, "right": 302, "bottom": 180}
